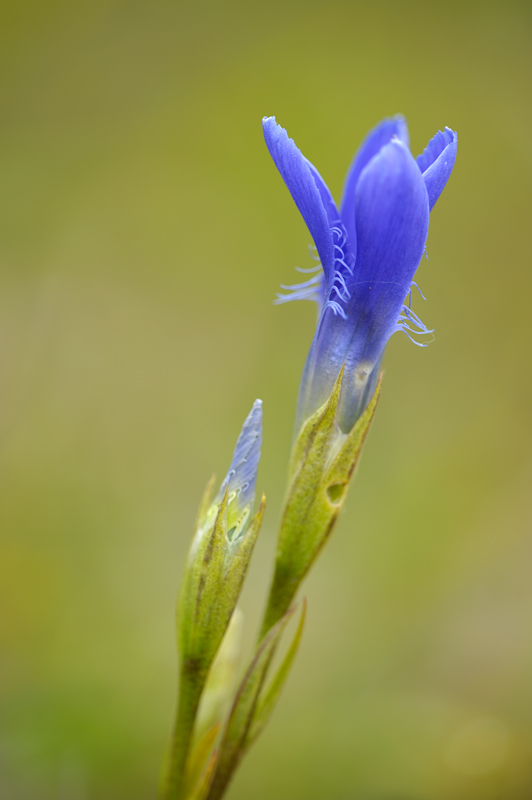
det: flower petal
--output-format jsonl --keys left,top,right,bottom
{"left": 416, "top": 127, "right": 457, "bottom": 210}
{"left": 298, "top": 139, "right": 429, "bottom": 432}
{"left": 304, "top": 157, "right": 340, "bottom": 230}
{"left": 339, "top": 115, "right": 409, "bottom": 252}
{"left": 217, "top": 399, "right": 262, "bottom": 515}
{"left": 353, "top": 138, "right": 428, "bottom": 297}
{"left": 263, "top": 117, "right": 335, "bottom": 283}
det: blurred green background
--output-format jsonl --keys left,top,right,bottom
{"left": 1, "top": 0, "right": 531, "bottom": 798}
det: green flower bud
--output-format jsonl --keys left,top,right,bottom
{"left": 162, "top": 401, "right": 263, "bottom": 800}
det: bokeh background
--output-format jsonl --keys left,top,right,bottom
{"left": 1, "top": 0, "right": 531, "bottom": 798}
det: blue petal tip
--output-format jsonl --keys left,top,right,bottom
{"left": 218, "top": 400, "right": 263, "bottom": 512}
{"left": 416, "top": 127, "right": 457, "bottom": 210}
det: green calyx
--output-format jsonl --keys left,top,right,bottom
{"left": 260, "top": 368, "right": 382, "bottom": 637}
{"left": 178, "top": 481, "right": 265, "bottom": 675}
{"left": 162, "top": 479, "right": 265, "bottom": 800}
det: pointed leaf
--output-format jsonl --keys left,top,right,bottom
{"left": 185, "top": 724, "right": 220, "bottom": 798}
{"left": 205, "top": 605, "right": 298, "bottom": 800}
{"left": 187, "top": 749, "right": 218, "bottom": 800}
{"left": 247, "top": 598, "right": 306, "bottom": 747}
{"left": 195, "top": 608, "right": 243, "bottom": 741}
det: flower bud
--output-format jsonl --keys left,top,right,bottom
{"left": 178, "top": 401, "right": 263, "bottom": 676}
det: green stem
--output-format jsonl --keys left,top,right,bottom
{"left": 258, "top": 569, "right": 300, "bottom": 642}
{"left": 161, "top": 663, "right": 207, "bottom": 800}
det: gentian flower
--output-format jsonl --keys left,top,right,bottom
{"left": 263, "top": 116, "right": 457, "bottom": 433}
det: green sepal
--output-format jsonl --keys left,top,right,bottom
{"left": 246, "top": 597, "right": 306, "bottom": 747}
{"left": 323, "top": 376, "right": 382, "bottom": 505}
{"left": 261, "top": 371, "right": 381, "bottom": 636}
{"left": 204, "top": 603, "right": 300, "bottom": 800}
{"left": 178, "top": 490, "right": 265, "bottom": 675}
{"left": 178, "top": 486, "right": 231, "bottom": 672}
{"left": 287, "top": 365, "right": 345, "bottom": 485}
{"left": 224, "top": 494, "right": 265, "bottom": 587}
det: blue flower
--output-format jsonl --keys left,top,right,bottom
{"left": 215, "top": 399, "right": 262, "bottom": 540}
{"left": 263, "top": 115, "right": 457, "bottom": 433}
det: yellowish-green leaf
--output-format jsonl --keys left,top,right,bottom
{"left": 187, "top": 749, "right": 218, "bottom": 800}
{"left": 185, "top": 723, "right": 220, "bottom": 798}
{"left": 247, "top": 598, "right": 306, "bottom": 747}
{"left": 195, "top": 608, "right": 243, "bottom": 741}
{"left": 204, "top": 604, "right": 299, "bottom": 800}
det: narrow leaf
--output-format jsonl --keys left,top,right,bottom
{"left": 246, "top": 597, "right": 306, "bottom": 746}
{"left": 195, "top": 608, "right": 243, "bottom": 741}
{"left": 187, "top": 749, "right": 218, "bottom": 800}
{"left": 185, "top": 724, "right": 220, "bottom": 797}
{"left": 205, "top": 605, "right": 298, "bottom": 800}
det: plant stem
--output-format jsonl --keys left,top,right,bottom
{"left": 258, "top": 570, "right": 299, "bottom": 642}
{"left": 161, "top": 664, "right": 207, "bottom": 800}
